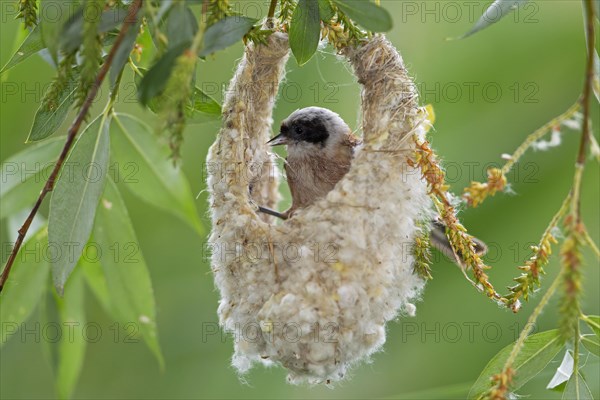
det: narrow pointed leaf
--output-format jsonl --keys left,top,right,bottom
{"left": 333, "top": 0, "right": 393, "bottom": 32}
{"left": 581, "top": 334, "right": 600, "bottom": 357}
{"left": 289, "top": 0, "right": 321, "bottom": 66}
{"left": 583, "top": 315, "right": 600, "bottom": 338}
{"left": 318, "top": 0, "right": 335, "bottom": 21}
{"left": 563, "top": 372, "right": 593, "bottom": 400}
{"left": 80, "top": 250, "right": 113, "bottom": 315}
{"left": 38, "top": 287, "right": 60, "bottom": 374}
{"left": 468, "top": 330, "right": 565, "bottom": 399}
{"left": 0, "top": 25, "right": 44, "bottom": 75}
{"left": 137, "top": 41, "right": 189, "bottom": 106}
{"left": 55, "top": 268, "right": 86, "bottom": 399}
{"left": 0, "top": 227, "right": 50, "bottom": 347}
{"left": 49, "top": 115, "right": 111, "bottom": 295}
{"left": 109, "top": 113, "right": 203, "bottom": 234}
{"left": 2, "top": 25, "right": 29, "bottom": 82}
{"left": 462, "top": 0, "right": 527, "bottom": 38}
{"left": 27, "top": 75, "right": 78, "bottom": 142}
{"left": 0, "top": 136, "right": 64, "bottom": 218}
{"left": 190, "top": 86, "right": 222, "bottom": 118}
{"left": 40, "top": 0, "right": 74, "bottom": 64}
{"left": 110, "top": 12, "right": 142, "bottom": 88}
{"left": 166, "top": 3, "right": 198, "bottom": 49}
{"left": 199, "top": 16, "right": 257, "bottom": 57}
{"left": 93, "top": 178, "right": 164, "bottom": 367}
{"left": 135, "top": 68, "right": 221, "bottom": 118}
{"left": 156, "top": 0, "right": 175, "bottom": 22}
{"left": 59, "top": 6, "right": 129, "bottom": 54}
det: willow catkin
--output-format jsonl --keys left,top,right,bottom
{"left": 206, "top": 33, "right": 431, "bottom": 384}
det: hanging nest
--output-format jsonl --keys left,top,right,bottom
{"left": 206, "top": 32, "right": 432, "bottom": 384}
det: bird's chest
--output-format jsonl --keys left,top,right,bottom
{"left": 285, "top": 152, "right": 351, "bottom": 209}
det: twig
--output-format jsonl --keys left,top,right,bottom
{"left": 484, "top": 3, "right": 597, "bottom": 397}
{"left": 501, "top": 102, "right": 582, "bottom": 176}
{"left": 484, "top": 270, "right": 563, "bottom": 399}
{"left": 574, "top": 0, "right": 596, "bottom": 221}
{"left": 0, "top": 0, "right": 143, "bottom": 293}
{"left": 267, "top": 0, "right": 278, "bottom": 19}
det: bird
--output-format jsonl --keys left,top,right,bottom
{"left": 258, "top": 106, "right": 487, "bottom": 264}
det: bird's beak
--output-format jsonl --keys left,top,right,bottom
{"left": 267, "top": 133, "right": 288, "bottom": 146}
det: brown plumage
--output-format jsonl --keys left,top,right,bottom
{"left": 260, "top": 107, "right": 487, "bottom": 264}
{"left": 285, "top": 132, "right": 361, "bottom": 215}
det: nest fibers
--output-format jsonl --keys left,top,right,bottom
{"left": 206, "top": 32, "right": 432, "bottom": 384}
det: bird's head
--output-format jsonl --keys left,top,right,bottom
{"left": 267, "top": 107, "right": 352, "bottom": 153}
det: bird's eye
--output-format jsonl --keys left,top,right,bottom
{"left": 295, "top": 126, "right": 303, "bottom": 134}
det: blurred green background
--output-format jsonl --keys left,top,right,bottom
{"left": 1, "top": 1, "right": 599, "bottom": 398}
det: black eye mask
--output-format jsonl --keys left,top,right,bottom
{"left": 292, "top": 118, "right": 329, "bottom": 145}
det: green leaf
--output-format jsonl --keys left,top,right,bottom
{"left": 462, "top": 0, "right": 527, "bottom": 38}
{"left": 40, "top": 0, "right": 74, "bottom": 64}
{"left": 166, "top": 3, "right": 198, "bottom": 49}
{"left": 49, "top": 114, "right": 111, "bottom": 295}
{"left": 190, "top": 86, "right": 222, "bottom": 118}
{"left": 468, "top": 330, "right": 565, "bottom": 399}
{"left": 56, "top": 268, "right": 86, "bottom": 399}
{"left": 137, "top": 41, "right": 189, "bottom": 106}
{"left": 60, "top": 6, "right": 129, "bottom": 54}
{"left": 563, "top": 372, "right": 593, "bottom": 400}
{"left": 0, "top": 227, "right": 50, "bottom": 347}
{"left": 1, "top": 24, "right": 30, "bottom": 82}
{"left": 80, "top": 249, "right": 113, "bottom": 315}
{"left": 333, "top": 0, "right": 393, "bottom": 32}
{"left": 318, "top": 0, "right": 335, "bottom": 21}
{"left": 199, "top": 16, "right": 257, "bottom": 57}
{"left": 93, "top": 178, "right": 164, "bottom": 367}
{"left": 109, "top": 113, "right": 203, "bottom": 234}
{"left": 39, "top": 288, "right": 59, "bottom": 376}
{"left": 27, "top": 75, "right": 78, "bottom": 142}
{"left": 581, "top": 334, "right": 600, "bottom": 357}
{"left": 136, "top": 67, "right": 221, "bottom": 119}
{"left": 582, "top": 315, "right": 600, "bottom": 338}
{"left": 155, "top": 0, "right": 175, "bottom": 22}
{"left": 289, "top": 0, "right": 321, "bottom": 66}
{"left": 109, "top": 12, "right": 142, "bottom": 88}
{"left": 0, "top": 25, "right": 44, "bottom": 75}
{"left": 0, "top": 136, "right": 64, "bottom": 218}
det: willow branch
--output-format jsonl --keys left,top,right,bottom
{"left": 267, "top": 0, "right": 278, "bottom": 19}
{"left": 486, "top": 270, "right": 564, "bottom": 399}
{"left": 574, "top": 0, "right": 596, "bottom": 221}
{"left": 0, "top": 0, "right": 143, "bottom": 293}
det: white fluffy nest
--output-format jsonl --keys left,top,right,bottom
{"left": 206, "top": 32, "right": 432, "bottom": 384}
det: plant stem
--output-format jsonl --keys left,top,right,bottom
{"left": 503, "top": 269, "right": 563, "bottom": 372}
{"left": 573, "top": 318, "right": 581, "bottom": 396}
{"left": 0, "top": 0, "right": 143, "bottom": 293}
{"left": 574, "top": 0, "right": 596, "bottom": 220}
{"left": 582, "top": 229, "right": 600, "bottom": 257}
{"left": 268, "top": 0, "right": 278, "bottom": 19}
{"left": 577, "top": 0, "right": 596, "bottom": 167}
{"left": 500, "top": 102, "right": 581, "bottom": 176}
{"left": 191, "top": 0, "right": 209, "bottom": 55}
{"left": 128, "top": 58, "right": 144, "bottom": 77}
